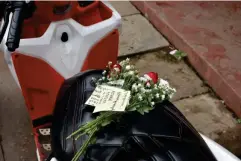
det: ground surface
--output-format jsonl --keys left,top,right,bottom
{"left": 0, "top": 1, "right": 240, "bottom": 161}
{"left": 131, "top": 1, "right": 241, "bottom": 117}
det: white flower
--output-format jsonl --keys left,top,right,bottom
{"left": 173, "top": 88, "right": 176, "bottom": 93}
{"left": 140, "top": 87, "right": 146, "bottom": 93}
{"left": 102, "top": 70, "right": 107, "bottom": 75}
{"left": 114, "top": 68, "right": 120, "bottom": 72}
{"left": 169, "top": 49, "right": 177, "bottom": 55}
{"left": 145, "top": 89, "right": 151, "bottom": 93}
{"left": 139, "top": 77, "right": 148, "bottom": 82}
{"left": 137, "top": 83, "right": 142, "bottom": 87}
{"left": 156, "top": 93, "right": 160, "bottom": 98}
{"left": 154, "top": 84, "right": 158, "bottom": 89}
{"left": 159, "top": 79, "right": 169, "bottom": 86}
{"left": 108, "top": 61, "right": 112, "bottom": 65}
{"left": 138, "top": 95, "right": 143, "bottom": 101}
{"left": 132, "top": 84, "right": 138, "bottom": 92}
{"left": 146, "top": 82, "right": 151, "bottom": 87}
{"left": 151, "top": 102, "right": 155, "bottom": 106}
{"left": 102, "top": 77, "right": 106, "bottom": 80}
{"left": 126, "top": 58, "right": 130, "bottom": 62}
{"left": 126, "top": 65, "right": 131, "bottom": 70}
{"left": 161, "top": 95, "right": 165, "bottom": 100}
{"left": 128, "top": 71, "right": 134, "bottom": 75}
{"left": 169, "top": 93, "right": 174, "bottom": 99}
{"left": 91, "top": 77, "right": 97, "bottom": 81}
{"left": 144, "top": 74, "right": 152, "bottom": 81}
{"left": 120, "top": 61, "right": 125, "bottom": 66}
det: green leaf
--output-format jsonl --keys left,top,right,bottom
{"left": 143, "top": 108, "right": 150, "bottom": 113}
{"left": 171, "top": 50, "right": 187, "bottom": 61}
{"left": 237, "top": 119, "right": 241, "bottom": 124}
{"left": 101, "top": 120, "right": 111, "bottom": 127}
{"left": 137, "top": 109, "right": 145, "bottom": 115}
{"left": 128, "top": 106, "right": 136, "bottom": 111}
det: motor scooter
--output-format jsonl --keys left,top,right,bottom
{"left": 0, "top": 1, "right": 240, "bottom": 161}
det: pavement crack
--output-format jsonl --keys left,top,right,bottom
{"left": 173, "top": 91, "right": 211, "bottom": 102}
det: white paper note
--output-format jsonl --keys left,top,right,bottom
{"left": 85, "top": 85, "right": 131, "bottom": 113}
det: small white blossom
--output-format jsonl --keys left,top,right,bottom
{"left": 154, "top": 84, "right": 158, "bottom": 89}
{"left": 144, "top": 74, "right": 152, "bottom": 81}
{"left": 108, "top": 61, "right": 112, "bottom": 65}
{"left": 119, "top": 61, "right": 125, "bottom": 66}
{"left": 151, "top": 102, "right": 155, "bottom": 106}
{"left": 128, "top": 71, "right": 134, "bottom": 75}
{"left": 132, "top": 84, "right": 138, "bottom": 92}
{"left": 140, "top": 87, "right": 146, "bottom": 93}
{"left": 139, "top": 77, "right": 148, "bottom": 82}
{"left": 156, "top": 93, "right": 160, "bottom": 98}
{"left": 126, "top": 65, "right": 131, "bottom": 70}
{"left": 161, "top": 95, "right": 165, "bottom": 100}
{"left": 114, "top": 67, "right": 120, "bottom": 72}
{"left": 102, "top": 70, "right": 107, "bottom": 75}
{"left": 169, "top": 93, "right": 174, "bottom": 99}
{"left": 138, "top": 95, "right": 143, "bottom": 101}
{"left": 159, "top": 79, "right": 169, "bottom": 87}
{"left": 126, "top": 58, "right": 130, "bottom": 62}
{"left": 91, "top": 77, "right": 97, "bottom": 81}
{"left": 138, "top": 83, "right": 142, "bottom": 87}
{"left": 145, "top": 89, "right": 151, "bottom": 93}
{"left": 102, "top": 77, "right": 106, "bottom": 80}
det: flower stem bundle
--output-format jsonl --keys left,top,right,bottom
{"left": 67, "top": 58, "right": 176, "bottom": 161}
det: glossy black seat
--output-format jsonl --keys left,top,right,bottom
{"left": 51, "top": 70, "right": 217, "bottom": 161}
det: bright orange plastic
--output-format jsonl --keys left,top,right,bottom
{"left": 12, "top": 54, "right": 65, "bottom": 120}
{"left": 21, "top": 1, "right": 113, "bottom": 38}
{"left": 13, "top": 1, "right": 119, "bottom": 121}
{"left": 81, "top": 29, "right": 119, "bottom": 71}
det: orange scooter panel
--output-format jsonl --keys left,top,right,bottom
{"left": 12, "top": 54, "right": 64, "bottom": 120}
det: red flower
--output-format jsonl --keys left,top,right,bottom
{"left": 144, "top": 72, "right": 158, "bottom": 84}
{"left": 113, "top": 64, "right": 122, "bottom": 72}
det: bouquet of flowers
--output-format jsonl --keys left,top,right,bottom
{"left": 67, "top": 58, "right": 176, "bottom": 161}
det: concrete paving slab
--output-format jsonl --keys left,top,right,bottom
{"left": 0, "top": 53, "right": 36, "bottom": 161}
{"left": 129, "top": 51, "right": 209, "bottom": 101}
{"left": 109, "top": 1, "right": 140, "bottom": 17}
{"left": 174, "top": 93, "right": 241, "bottom": 156}
{"left": 174, "top": 94, "right": 236, "bottom": 140}
{"left": 119, "top": 14, "right": 169, "bottom": 56}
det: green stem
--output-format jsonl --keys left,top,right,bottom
{"left": 67, "top": 112, "right": 115, "bottom": 139}
{"left": 71, "top": 127, "right": 97, "bottom": 161}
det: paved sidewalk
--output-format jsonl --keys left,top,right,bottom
{"left": 131, "top": 1, "right": 241, "bottom": 117}
{"left": 0, "top": 1, "right": 240, "bottom": 161}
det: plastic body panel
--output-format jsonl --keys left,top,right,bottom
{"left": 0, "top": 1, "right": 121, "bottom": 120}
{"left": 0, "top": 1, "right": 121, "bottom": 161}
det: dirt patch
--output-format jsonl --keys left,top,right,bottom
{"left": 215, "top": 125, "right": 241, "bottom": 156}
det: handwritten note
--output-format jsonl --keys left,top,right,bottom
{"left": 85, "top": 85, "right": 130, "bottom": 113}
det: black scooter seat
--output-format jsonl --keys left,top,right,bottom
{"left": 51, "top": 70, "right": 217, "bottom": 161}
